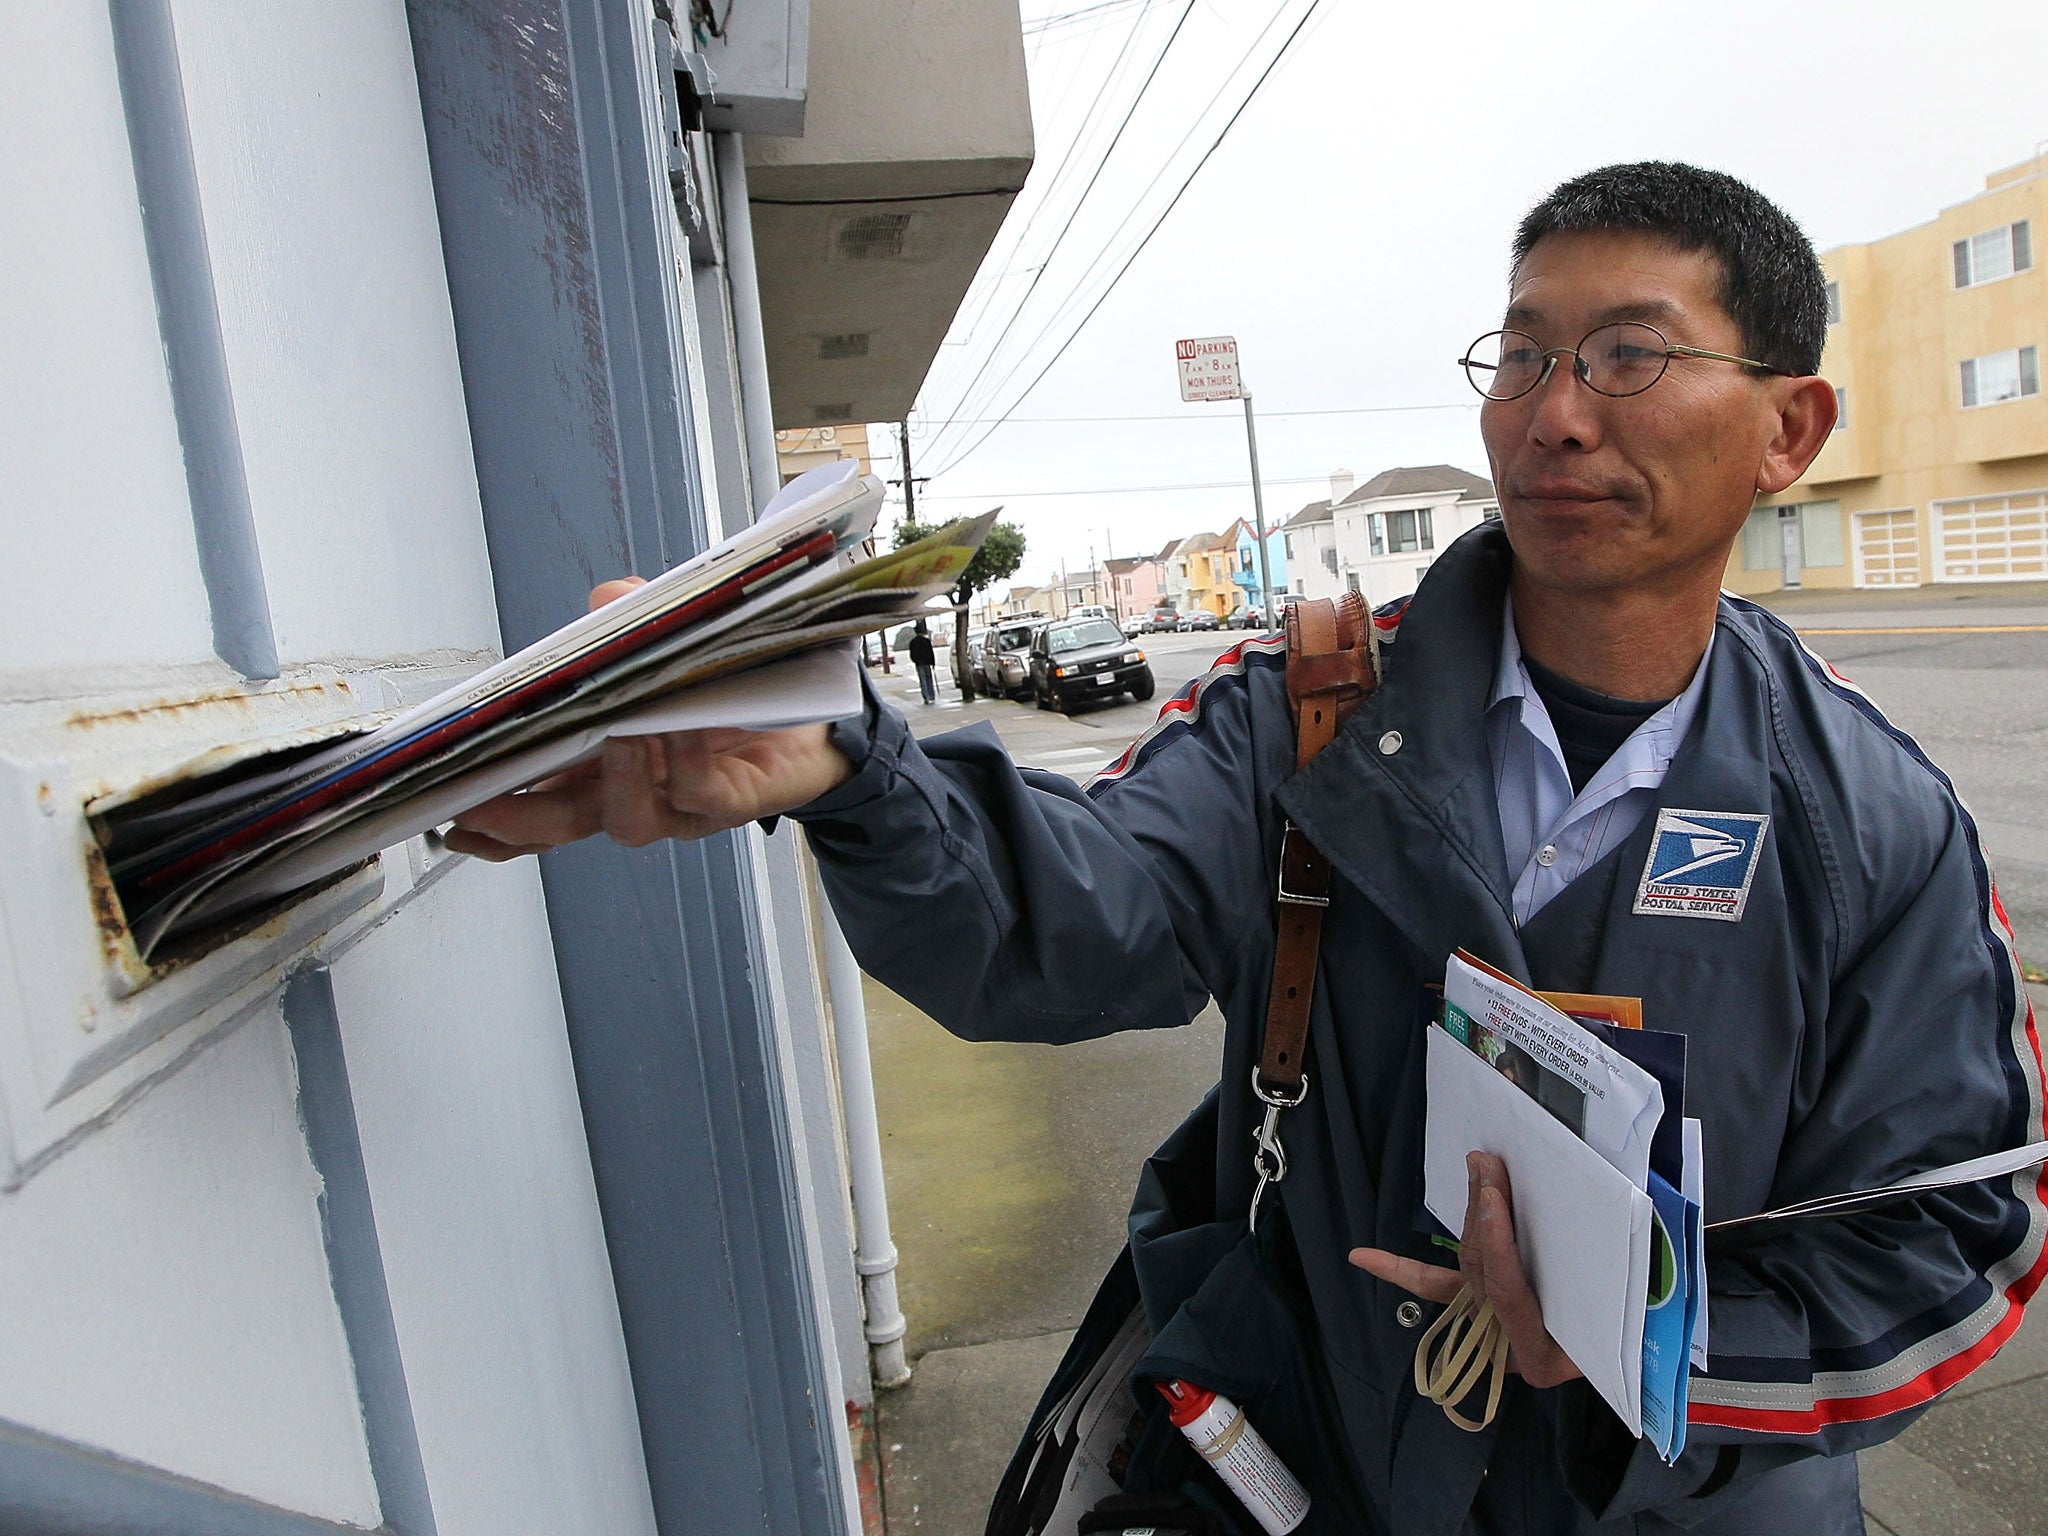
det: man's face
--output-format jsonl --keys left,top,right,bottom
{"left": 1479, "top": 229, "right": 1788, "bottom": 600}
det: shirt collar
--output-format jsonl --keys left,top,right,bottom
{"left": 1487, "top": 594, "right": 1716, "bottom": 779}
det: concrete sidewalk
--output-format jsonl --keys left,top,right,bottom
{"left": 870, "top": 985, "right": 2048, "bottom": 1536}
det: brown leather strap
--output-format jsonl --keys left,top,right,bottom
{"left": 1258, "top": 593, "right": 1376, "bottom": 1094}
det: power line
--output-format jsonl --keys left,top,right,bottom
{"left": 922, "top": 402, "right": 1481, "bottom": 426}
{"left": 924, "top": 0, "right": 1157, "bottom": 398}
{"left": 914, "top": 471, "right": 1351, "bottom": 499}
{"left": 922, "top": 1, "right": 1197, "bottom": 461}
{"left": 929, "top": 1, "right": 1304, "bottom": 457}
{"left": 927, "top": 0, "right": 1329, "bottom": 478}
{"left": 1023, "top": 0, "right": 1148, "bottom": 36}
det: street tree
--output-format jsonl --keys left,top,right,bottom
{"left": 892, "top": 511, "right": 1026, "bottom": 702}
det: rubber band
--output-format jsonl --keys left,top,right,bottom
{"left": 1413, "top": 1283, "right": 1509, "bottom": 1433}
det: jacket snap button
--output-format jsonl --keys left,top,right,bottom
{"left": 1378, "top": 730, "right": 1403, "bottom": 756}
{"left": 1395, "top": 1299, "right": 1424, "bottom": 1328}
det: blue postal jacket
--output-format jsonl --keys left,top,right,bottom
{"left": 795, "top": 526, "right": 2044, "bottom": 1534}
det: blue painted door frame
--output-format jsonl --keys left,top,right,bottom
{"left": 404, "top": 4, "right": 846, "bottom": 1532}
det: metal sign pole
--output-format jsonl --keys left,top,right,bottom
{"left": 1243, "top": 390, "right": 1274, "bottom": 627}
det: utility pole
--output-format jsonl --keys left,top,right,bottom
{"left": 897, "top": 419, "right": 918, "bottom": 524}
{"left": 1243, "top": 391, "right": 1273, "bottom": 628}
{"left": 1101, "top": 528, "right": 1121, "bottom": 622}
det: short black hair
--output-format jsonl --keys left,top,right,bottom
{"left": 1512, "top": 162, "right": 1827, "bottom": 376}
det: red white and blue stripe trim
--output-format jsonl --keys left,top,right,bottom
{"left": 1086, "top": 634, "right": 1289, "bottom": 795}
{"left": 1687, "top": 597, "right": 2048, "bottom": 1433}
{"left": 1087, "top": 598, "right": 1411, "bottom": 795}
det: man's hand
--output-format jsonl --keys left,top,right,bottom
{"left": 1348, "top": 1151, "right": 1583, "bottom": 1390}
{"left": 443, "top": 578, "right": 857, "bottom": 861}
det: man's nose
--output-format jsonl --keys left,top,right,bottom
{"left": 1526, "top": 349, "right": 1603, "bottom": 451}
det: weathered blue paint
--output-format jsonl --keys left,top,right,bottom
{"left": 0, "top": 1414, "right": 389, "bottom": 1536}
{"left": 282, "top": 964, "right": 437, "bottom": 1536}
{"left": 402, "top": 4, "right": 846, "bottom": 1531}
{"left": 106, "top": 0, "right": 279, "bottom": 681}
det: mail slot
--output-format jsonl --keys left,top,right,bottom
{"left": 0, "top": 678, "right": 390, "bottom": 1185}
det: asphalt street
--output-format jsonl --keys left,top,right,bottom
{"left": 858, "top": 596, "right": 2048, "bottom": 1536}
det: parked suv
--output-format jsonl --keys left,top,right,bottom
{"left": 1029, "top": 617, "right": 1155, "bottom": 711}
{"left": 978, "top": 615, "right": 1043, "bottom": 698}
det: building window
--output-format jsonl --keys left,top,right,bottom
{"left": 1345, "top": 571, "right": 1362, "bottom": 595}
{"left": 1960, "top": 345, "right": 2040, "bottom": 408}
{"left": 1387, "top": 508, "right": 1433, "bottom": 554}
{"left": 1368, "top": 514, "right": 1385, "bottom": 556}
{"left": 1283, "top": 533, "right": 1294, "bottom": 560}
{"left": 1293, "top": 579, "right": 1304, "bottom": 595}
{"left": 1825, "top": 280, "right": 1842, "bottom": 324}
{"left": 1833, "top": 386, "right": 1848, "bottom": 430}
{"left": 1954, "top": 220, "right": 2032, "bottom": 288}
{"left": 1321, "top": 546, "right": 1338, "bottom": 575}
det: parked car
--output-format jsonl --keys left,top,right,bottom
{"left": 1122, "top": 614, "right": 1149, "bottom": 639}
{"left": 1177, "top": 610, "right": 1220, "bottom": 632}
{"left": 1028, "top": 617, "right": 1154, "bottom": 711}
{"left": 979, "top": 616, "right": 1043, "bottom": 698}
{"left": 1144, "top": 605, "right": 1179, "bottom": 633}
{"left": 1225, "top": 604, "right": 1265, "bottom": 630}
{"left": 1068, "top": 604, "right": 1112, "bottom": 622}
{"left": 965, "top": 627, "right": 991, "bottom": 692}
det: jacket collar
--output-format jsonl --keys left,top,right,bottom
{"left": 1274, "top": 522, "right": 1785, "bottom": 991}
{"left": 1274, "top": 525, "right": 1527, "bottom": 978}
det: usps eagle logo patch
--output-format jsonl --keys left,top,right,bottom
{"left": 1633, "top": 809, "right": 1771, "bottom": 922}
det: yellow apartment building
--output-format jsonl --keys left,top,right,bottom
{"left": 1183, "top": 531, "right": 1239, "bottom": 618}
{"left": 1727, "top": 155, "right": 2048, "bottom": 595}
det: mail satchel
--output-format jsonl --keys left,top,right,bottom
{"left": 984, "top": 596, "right": 1378, "bottom": 1536}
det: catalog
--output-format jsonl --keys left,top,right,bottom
{"left": 94, "top": 461, "right": 996, "bottom": 959}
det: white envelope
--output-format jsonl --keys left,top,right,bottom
{"left": 1424, "top": 1028, "right": 1654, "bottom": 1435}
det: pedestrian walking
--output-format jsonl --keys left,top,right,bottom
{"left": 908, "top": 619, "right": 937, "bottom": 705}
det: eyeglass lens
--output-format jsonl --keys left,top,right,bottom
{"left": 1462, "top": 323, "right": 1672, "bottom": 400}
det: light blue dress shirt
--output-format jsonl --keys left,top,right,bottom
{"left": 1485, "top": 598, "right": 1714, "bottom": 926}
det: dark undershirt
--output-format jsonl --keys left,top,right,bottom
{"left": 1520, "top": 653, "right": 1673, "bottom": 795}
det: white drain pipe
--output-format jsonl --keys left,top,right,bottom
{"left": 711, "top": 130, "right": 783, "bottom": 514}
{"left": 819, "top": 896, "right": 912, "bottom": 1388}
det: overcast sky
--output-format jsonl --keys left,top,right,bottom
{"left": 867, "top": 0, "right": 2048, "bottom": 590}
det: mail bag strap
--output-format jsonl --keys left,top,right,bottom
{"left": 1248, "top": 593, "right": 1377, "bottom": 1228}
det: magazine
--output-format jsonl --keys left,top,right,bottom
{"left": 93, "top": 461, "right": 996, "bottom": 958}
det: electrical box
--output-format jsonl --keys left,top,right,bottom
{"left": 695, "top": 0, "right": 809, "bottom": 136}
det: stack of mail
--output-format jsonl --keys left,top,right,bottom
{"left": 1424, "top": 953, "right": 1706, "bottom": 1462}
{"left": 95, "top": 461, "right": 995, "bottom": 961}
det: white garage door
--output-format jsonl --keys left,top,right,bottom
{"left": 1935, "top": 491, "right": 2048, "bottom": 581}
{"left": 1855, "top": 508, "right": 1923, "bottom": 588}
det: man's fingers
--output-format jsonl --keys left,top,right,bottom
{"left": 1349, "top": 1247, "right": 1464, "bottom": 1305}
{"left": 1458, "top": 1153, "right": 1492, "bottom": 1299}
{"left": 599, "top": 737, "right": 673, "bottom": 847}
{"left": 441, "top": 826, "right": 556, "bottom": 863}
{"left": 451, "top": 775, "right": 606, "bottom": 850}
{"left": 1465, "top": 1159, "right": 1583, "bottom": 1388}
{"left": 590, "top": 576, "right": 647, "bottom": 611}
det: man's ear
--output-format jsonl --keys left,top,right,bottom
{"left": 1756, "top": 377, "right": 1838, "bottom": 497}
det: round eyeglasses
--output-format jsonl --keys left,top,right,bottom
{"left": 1458, "top": 322, "right": 1792, "bottom": 401}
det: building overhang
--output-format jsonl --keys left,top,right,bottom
{"left": 744, "top": 0, "right": 1033, "bottom": 429}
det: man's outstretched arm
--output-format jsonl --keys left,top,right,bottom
{"left": 445, "top": 578, "right": 857, "bottom": 859}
